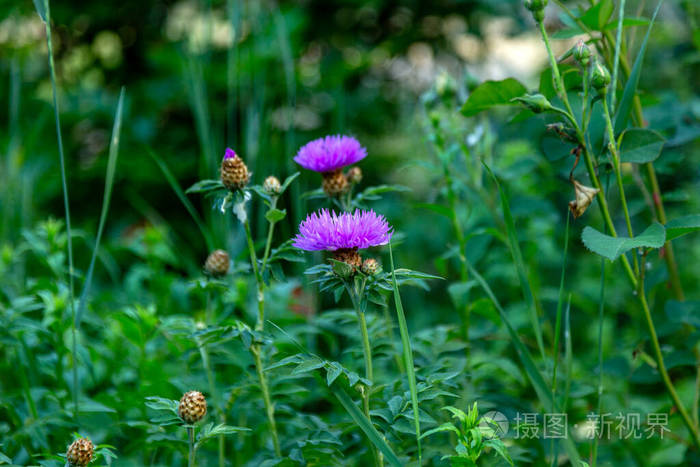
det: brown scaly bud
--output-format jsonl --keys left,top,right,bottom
{"left": 220, "top": 148, "right": 250, "bottom": 191}
{"left": 346, "top": 167, "right": 362, "bottom": 185}
{"left": 321, "top": 169, "right": 349, "bottom": 197}
{"left": 569, "top": 179, "right": 600, "bottom": 219}
{"left": 333, "top": 248, "right": 362, "bottom": 269}
{"left": 263, "top": 176, "right": 282, "bottom": 196}
{"left": 66, "top": 437, "right": 94, "bottom": 467}
{"left": 361, "top": 258, "right": 380, "bottom": 275}
{"left": 204, "top": 249, "right": 230, "bottom": 277}
{"left": 179, "top": 391, "right": 207, "bottom": 424}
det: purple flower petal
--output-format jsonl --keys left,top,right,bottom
{"left": 293, "top": 209, "right": 393, "bottom": 251}
{"left": 294, "top": 135, "right": 367, "bottom": 173}
{"left": 224, "top": 148, "right": 237, "bottom": 160}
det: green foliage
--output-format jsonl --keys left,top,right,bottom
{"left": 619, "top": 128, "right": 665, "bottom": 163}
{"left": 582, "top": 223, "right": 666, "bottom": 261}
{"left": 460, "top": 79, "right": 527, "bottom": 116}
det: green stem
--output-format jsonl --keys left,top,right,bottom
{"left": 638, "top": 275, "right": 700, "bottom": 450}
{"left": 244, "top": 220, "right": 266, "bottom": 331}
{"left": 591, "top": 257, "right": 607, "bottom": 467}
{"left": 188, "top": 426, "right": 196, "bottom": 467}
{"left": 602, "top": 97, "right": 639, "bottom": 276}
{"left": 346, "top": 282, "right": 381, "bottom": 467}
{"left": 197, "top": 336, "right": 224, "bottom": 467}
{"left": 42, "top": 0, "right": 78, "bottom": 421}
{"left": 537, "top": 20, "right": 577, "bottom": 126}
{"left": 260, "top": 197, "right": 278, "bottom": 273}
{"left": 252, "top": 344, "right": 281, "bottom": 456}
{"left": 551, "top": 211, "right": 570, "bottom": 396}
{"left": 537, "top": 17, "right": 637, "bottom": 287}
{"left": 242, "top": 218, "right": 281, "bottom": 456}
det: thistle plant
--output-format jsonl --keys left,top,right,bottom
{"left": 187, "top": 148, "right": 300, "bottom": 458}
{"left": 293, "top": 208, "right": 393, "bottom": 464}
{"left": 145, "top": 392, "right": 248, "bottom": 467}
{"left": 294, "top": 134, "right": 367, "bottom": 208}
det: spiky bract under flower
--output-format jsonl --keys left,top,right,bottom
{"left": 294, "top": 135, "right": 367, "bottom": 173}
{"left": 293, "top": 209, "right": 392, "bottom": 251}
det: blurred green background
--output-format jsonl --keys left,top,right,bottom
{"left": 1, "top": 0, "right": 700, "bottom": 463}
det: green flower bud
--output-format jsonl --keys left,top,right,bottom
{"left": 591, "top": 59, "right": 611, "bottom": 93}
{"left": 573, "top": 40, "right": 591, "bottom": 66}
{"left": 512, "top": 93, "right": 554, "bottom": 114}
{"left": 524, "top": 0, "right": 548, "bottom": 22}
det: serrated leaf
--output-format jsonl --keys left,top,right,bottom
{"left": 460, "top": 78, "right": 527, "bottom": 117}
{"left": 326, "top": 362, "right": 343, "bottom": 386}
{"left": 265, "top": 208, "right": 286, "bottom": 224}
{"left": 619, "top": 128, "right": 665, "bottom": 163}
{"left": 665, "top": 215, "right": 700, "bottom": 241}
{"left": 582, "top": 222, "right": 665, "bottom": 261}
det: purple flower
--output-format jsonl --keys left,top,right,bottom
{"left": 294, "top": 135, "right": 367, "bottom": 173}
{"left": 293, "top": 209, "right": 393, "bottom": 251}
{"left": 224, "top": 148, "right": 237, "bottom": 160}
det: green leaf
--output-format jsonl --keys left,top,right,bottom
{"left": 76, "top": 88, "right": 125, "bottom": 329}
{"left": 389, "top": 243, "right": 422, "bottom": 462}
{"left": 582, "top": 222, "right": 666, "bottom": 261}
{"left": 280, "top": 171, "right": 300, "bottom": 194}
{"left": 614, "top": 0, "right": 663, "bottom": 134}
{"left": 460, "top": 79, "right": 527, "bottom": 117}
{"left": 326, "top": 362, "right": 343, "bottom": 386}
{"left": 33, "top": 0, "right": 47, "bottom": 22}
{"left": 292, "top": 357, "right": 325, "bottom": 375}
{"left": 619, "top": 128, "right": 665, "bottom": 163}
{"left": 419, "top": 422, "right": 461, "bottom": 439}
{"left": 265, "top": 208, "right": 287, "bottom": 224}
{"left": 185, "top": 179, "right": 226, "bottom": 195}
{"left": 329, "top": 385, "right": 402, "bottom": 467}
{"left": 665, "top": 215, "right": 700, "bottom": 241}
{"left": 579, "top": 0, "right": 614, "bottom": 31}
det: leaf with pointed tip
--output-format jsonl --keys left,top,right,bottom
{"left": 665, "top": 215, "right": 700, "bottom": 241}
{"left": 460, "top": 79, "right": 527, "bottom": 117}
{"left": 619, "top": 128, "right": 665, "bottom": 163}
{"left": 582, "top": 222, "right": 665, "bottom": 261}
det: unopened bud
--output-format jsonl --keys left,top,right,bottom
{"left": 524, "top": 0, "right": 548, "bottom": 22}
{"left": 591, "top": 59, "right": 611, "bottom": 93}
{"left": 67, "top": 438, "right": 94, "bottom": 467}
{"left": 220, "top": 148, "right": 250, "bottom": 191}
{"left": 573, "top": 40, "right": 591, "bottom": 66}
{"left": 347, "top": 167, "right": 362, "bottom": 184}
{"left": 569, "top": 179, "right": 600, "bottom": 218}
{"left": 513, "top": 93, "right": 553, "bottom": 114}
{"left": 361, "top": 258, "right": 381, "bottom": 275}
{"left": 179, "top": 390, "right": 207, "bottom": 424}
{"left": 263, "top": 176, "right": 282, "bottom": 195}
{"left": 204, "top": 249, "right": 230, "bottom": 277}
{"left": 435, "top": 70, "right": 457, "bottom": 101}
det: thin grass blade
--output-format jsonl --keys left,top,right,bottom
{"left": 613, "top": 0, "right": 664, "bottom": 134}
{"left": 330, "top": 384, "right": 402, "bottom": 467}
{"left": 388, "top": 242, "right": 421, "bottom": 462}
{"left": 466, "top": 261, "right": 582, "bottom": 466}
{"left": 75, "top": 88, "right": 125, "bottom": 328}
{"left": 147, "top": 148, "right": 215, "bottom": 252}
{"left": 483, "top": 163, "right": 545, "bottom": 359}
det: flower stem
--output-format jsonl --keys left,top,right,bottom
{"left": 602, "top": 97, "right": 639, "bottom": 276}
{"left": 188, "top": 426, "right": 196, "bottom": 467}
{"left": 251, "top": 344, "right": 281, "bottom": 456}
{"left": 260, "top": 197, "right": 278, "bottom": 273}
{"left": 345, "top": 282, "right": 381, "bottom": 466}
{"left": 242, "top": 218, "right": 281, "bottom": 456}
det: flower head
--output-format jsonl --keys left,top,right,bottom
{"left": 294, "top": 135, "right": 367, "bottom": 173}
{"left": 220, "top": 148, "right": 250, "bottom": 190}
{"left": 293, "top": 209, "right": 393, "bottom": 251}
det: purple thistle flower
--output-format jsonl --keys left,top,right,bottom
{"left": 293, "top": 209, "right": 393, "bottom": 251}
{"left": 224, "top": 148, "right": 237, "bottom": 160}
{"left": 294, "top": 135, "right": 367, "bottom": 173}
